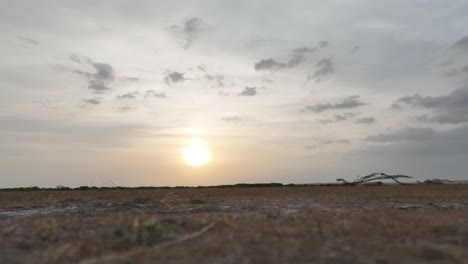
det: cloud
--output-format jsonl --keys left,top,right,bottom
{"left": 116, "top": 91, "right": 138, "bottom": 100}
{"left": 221, "top": 116, "right": 242, "bottom": 123}
{"left": 254, "top": 58, "right": 286, "bottom": 71}
{"left": 88, "top": 81, "right": 111, "bottom": 92}
{"left": 308, "top": 58, "right": 334, "bottom": 81}
{"left": 292, "top": 47, "right": 316, "bottom": 54}
{"left": 318, "top": 41, "right": 328, "bottom": 48}
{"left": 164, "top": 71, "right": 186, "bottom": 84}
{"left": 238, "top": 87, "right": 257, "bottom": 96}
{"left": 439, "top": 36, "right": 468, "bottom": 78}
{"left": 168, "top": 17, "right": 205, "bottom": 49}
{"left": 441, "top": 68, "right": 461, "bottom": 78}
{"left": 355, "top": 117, "right": 376, "bottom": 124}
{"left": 93, "top": 62, "right": 114, "bottom": 81}
{"left": 70, "top": 57, "right": 115, "bottom": 92}
{"left": 304, "top": 95, "right": 366, "bottom": 113}
{"left": 305, "top": 139, "right": 350, "bottom": 149}
{"left": 124, "top": 77, "right": 140, "bottom": 81}
{"left": 145, "top": 90, "right": 167, "bottom": 99}
{"left": 365, "top": 127, "right": 435, "bottom": 143}
{"left": 18, "top": 36, "right": 39, "bottom": 45}
{"left": 392, "top": 88, "right": 468, "bottom": 124}
{"left": 320, "top": 112, "right": 359, "bottom": 124}
{"left": 116, "top": 106, "right": 133, "bottom": 112}
{"left": 205, "top": 74, "right": 224, "bottom": 87}
{"left": 361, "top": 125, "right": 468, "bottom": 159}
{"left": 82, "top": 98, "right": 100, "bottom": 105}
{"left": 254, "top": 46, "right": 316, "bottom": 71}
{"left": 450, "top": 36, "right": 468, "bottom": 52}
{"left": 254, "top": 56, "right": 304, "bottom": 71}
{"left": 69, "top": 54, "right": 90, "bottom": 64}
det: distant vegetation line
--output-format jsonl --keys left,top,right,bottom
{"left": 0, "top": 177, "right": 458, "bottom": 192}
{"left": 0, "top": 183, "right": 339, "bottom": 192}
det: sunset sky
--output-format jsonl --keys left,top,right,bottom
{"left": 1, "top": 1, "right": 468, "bottom": 187}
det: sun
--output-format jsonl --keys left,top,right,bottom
{"left": 183, "top": 146, "right": 211, "bottom": 166}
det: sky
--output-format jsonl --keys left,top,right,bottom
{"left": 1, "top": 0, "right": 468, "bottom": 187}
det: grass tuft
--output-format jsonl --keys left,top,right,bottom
{"left": 112, "top": 217, "right": 171, "bottom": 248}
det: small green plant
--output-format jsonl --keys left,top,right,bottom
{"left": 113, "top": 217, "right": 171, "bottom": 248}
{"left": 337, "top": 172, "right": 413, "bottom": 186}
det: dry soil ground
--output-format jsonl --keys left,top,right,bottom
{"left": 0, "top": 185, "right": 467, "bottom": 264}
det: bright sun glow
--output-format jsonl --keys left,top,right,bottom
{"left": 183, "top": 146, "right": 211, "bottom": 166}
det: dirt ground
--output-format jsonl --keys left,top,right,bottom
{"left": 0, "top": 185, "right": 467, "bottom": 264}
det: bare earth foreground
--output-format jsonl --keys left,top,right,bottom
{"left": 1, "top": 185, "right": 467, "bottom": 264}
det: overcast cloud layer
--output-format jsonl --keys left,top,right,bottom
{"left": 1, "top": 0, "right": 468, "bottom": 187}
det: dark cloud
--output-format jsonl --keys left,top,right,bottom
{"left": 254, "top": 56, "right": 304, "bottom": 71}
{"left": 82, "top": 98, "right": 100, "bottom": 105}
{"left": 450, "top": 36, "right": 468, "bottom": 52}
{"left": 238, "top": 87, "right": 257, "bottom": 96}
{"left": 320, "top": 112, "right": 359, "bottom": 124}
{"left": 318, "top": 41, "right": 328, "bottom": 48}
{"left": 254, "top": 46, "right": 316, "bottom": 71}
{"left": 392, "top": 88, "right": 468, "bottom": 124}
{"left": 221, "top": 116, "right": 242, "bottom": 123}
{"left": 366, "top": 127, "right": 435, "bottom": 143}
{"left": 438, "top": 36, "right": 468, "bottom": 78}
{"left": 304, "top": 95, "right": 365, "bottom": 113}
{"left": 183, "top": 17, "right": 204, "bottom": 49}
{"left": 145, "top": 90, "right": 167, "bottom": 99}
{"left": 292, "top": 47, "right": 316, "bottom": 55}
{"left": 93, "top": 63, "right": 114, "bottom": 81}
{"left": 308, "top": 58, "right": 334, "bottom": 81}
{"left": 88, "top": 81, "right": 111, "bottom": 92}
{"left": 286, "top": 54, "right": 305, "bottom": 68}
{"left": 164, "top": 71, "right": 186, "bottom": 84}
{"left": 355, "top": 117, "right": 376, "bottom": 124}
{"left": 125, "top": 77, "right": 140, "bottom": 81}
{"left": 18, "top": 36, "right": 39, "bottom": 45}
{"left": 254, "top": 58, "right": 286, "bottom": 71}
{"left": 70, "top": 57, "right": 115, "bottom": 93}
{"left": 168, "top": 17, "right": 205, "bottom": 49}
{"left": 116, "top": 91, "right": 138, "bottom": 100}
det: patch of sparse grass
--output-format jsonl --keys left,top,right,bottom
{"left": 112, "top": 217, "right": 171, "bottom": 248}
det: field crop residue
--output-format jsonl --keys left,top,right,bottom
{"left": 1, "top": 185, "right": 468, "bottom": 263}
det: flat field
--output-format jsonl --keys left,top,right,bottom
{"left": 1, "top": 185, "right": 467, "bottom": 263}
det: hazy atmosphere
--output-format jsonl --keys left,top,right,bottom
{"left": 1, "top": 0, "right": 468, "bottom": 187}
